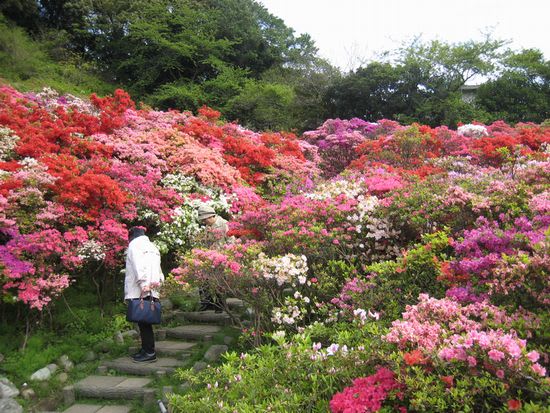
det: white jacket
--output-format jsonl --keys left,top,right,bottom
{"left": 124, "top": 235, "right": 164, "bottom": 300}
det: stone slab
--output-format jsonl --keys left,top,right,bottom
{"left": 62, "top": 405, "right": 131, "bottom": 413}
{"left": 77, "top": 376, "right": 127, "bottom": 388}
{"left": 96, "top": 406, "right": 131, "bottom": 413}
{"left": 0, "top": 398, "right": 23, "bottom": 413}
{"left": 102, "top": 357, "right": 184, "bottom": 376}
{"left": 63, "top": 404, "right": 101, "bottom": 413}
{"left": 74, "top": 376, "right": 151, "bottom": 400}
{"left": 226, "top": 298, "right": 244, "bottom": 309}
{"left": 116, "top": 377, "right": 153, "bottom": 388}
{"left": 129, "top": 340, "right": 196, "bottom": 357}
{"left": 180, "top": 311, "right": 231, "bottom": 325}
{"left": 166, "top": 325, "right": 221, "bottom": 340}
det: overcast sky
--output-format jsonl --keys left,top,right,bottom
{"left": 258, "top": 0, "right": 550, "bottom": 71}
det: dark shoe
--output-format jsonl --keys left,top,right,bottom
{"left": 131, "top": 349, "right": 146, "bottom": 360}
{"left": 132, "top": 352, "right": 157, "bottom": 363}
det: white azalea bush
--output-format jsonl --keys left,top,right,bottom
{"left": 0, "top": 127, "right": 19, "bottom": 161}
{"left": 457, "top": 124, "right": 489, "bottom": 138}
{"left": 155, "top": 174, "right": 233, "bottom": 253}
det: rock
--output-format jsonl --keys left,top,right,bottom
{"left": 83, "top": 351, "right": 97, "bottom": 362}
{"left": 57, "top": 372, "right": 69, "bottom": 383}
{"left": 76, "top": 363, "right": 89, "bottom": 371}
{"left": 58, "top": 355, "right": 74, "bottom": 371}
{"left": 20, "top": 388, "right": 35, "bottom": 400}
{"left": 122, "top": 330, "right": 139, "bottom": 339}
{"left": 96, "top": 366, "right": 108, "bottom": 374}
{"left": 156, "top": 329, "right": 167, "bottom": 340}
{"left": 162, "top": 385, "right": 173, "bottom": 403}
{"left": 192, "top": 361, "right": 207, "bottom": 372}
{"left": 0, "top": 377, "right": 19, "bottom": 398}
{"left": 95, "top": 339, "right": 114, "bottom": 352}
{"left": 30, "top": 367, "right": 51, "bottom": 381}
{"left": 203, "top": 344, "right": 228, "bottom": 362}
{"left": 114, "top": 331, "right": 124, "bottom": 344}
{"left": 223, "top": 336, "right": 234, "bottom": 345}
{"left": 46, "top": 364, "right": 58, "bottom": 374}
{"left": 160, "top": 298, "right": 173, "bottom": 311}
{"left": 0, "top": 398, "right": 22, "bottom": 413}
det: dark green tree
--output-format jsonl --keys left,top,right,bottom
{"left": 225, "top": 81, "right": 296, "bottom": 131}
{"left": 476, "top": 49, "right": 550, "bottom": 123}
{"left": 0, "top": 0, "right": 41, "bottom": 32}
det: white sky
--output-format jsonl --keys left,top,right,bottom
{"left": 258, "top": 0, "right": 550, "bottom": 71}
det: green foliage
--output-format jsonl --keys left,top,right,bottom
{"left": 324, "top": 61, "right": 417, "bottom": 121}
{"left": 0, "top": 15, "right": 113, "bottom": 95}
{"left": 169, "top": 330, "right": 384, "bottom": 413}
{"left": 226, "top": 81, "right": 296, "bottom": 131}
{"left": 310, "top": 260, "right": 358, "bottom": 303}
{"left": 324, "top": 36, "right": 533, "bottom": 127}
{"left": 0, "top": 286, "right": 130, "bottom": 385}
{"left": 394, "top": 358, "right": 550, "bottom": 413}
{"left": 363, "top": 231, "right": 451, "bottom": 319}
{"left": 403, "top": 368, "right": 508, "bottom": 412}
{"left": 477, "top": 49, "right": 550, "bottom": 124}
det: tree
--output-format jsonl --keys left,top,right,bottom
{"left": 323, "top": 62, "right": 426, "bottom": 122}
{"left": 225, "top": 81, "right": 296, "bottom": 131}
{"left": 0, "top": 0, "right": 41, "bottom": 32}
{"left": 321, "top": 36, "right": 509, "bottom": 127}
{"left": 395, "top": 36, "right": 508, "bottom": 126}
{"left": 476, "top": 49, "right": 550, "bottom": 123}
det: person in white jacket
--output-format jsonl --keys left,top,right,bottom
{"left": 125, "top": 226, "right": 164, "bottom": 363}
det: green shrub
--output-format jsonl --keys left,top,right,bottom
{"left": 360, "top": 230, "right": 451, "bottom": 320}
{"left": 169, "top": 329, "right": 386, "bottom": 412}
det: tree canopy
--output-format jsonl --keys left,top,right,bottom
{"left": 1, "top": 3, "right": 548, "bottom": 130}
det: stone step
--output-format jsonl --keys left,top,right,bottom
{"left": 226, "top": 297, "right": 244, "bottom": 310}
{"left": 166, "top": 324, "right": 221, "bottom": 341}
{"left": 128, "top": 340, "right": 197, "bottom": 357}
{"left": 62, "top": 404, "right": 131, "bottom": 413}
{"left": 178, "top": 310, "right": 232, "bottom": 325}
{"left": 71, "top": 376, "right": 154, "bottom": 403}
{"left": 101, "top": 356, "right": 186, "bottom": 376}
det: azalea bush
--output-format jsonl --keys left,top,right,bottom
{"left": 0, "top": 84, "right": 316, "bottom": 314}
{"left": 382, "top": 294, "right": 549, "bottom": 412}
{"left": 1, "top": 83, "right": 549, "bottom": 411}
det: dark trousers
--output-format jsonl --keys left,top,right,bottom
{"left": 138, "top": 322, "right": 155, "bottom": 354}
{"left": 137, "top": 296, "right": 156, "bottom": 354}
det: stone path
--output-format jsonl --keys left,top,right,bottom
{"left": 50, "top": 302, "right": 242, "bottom": 413}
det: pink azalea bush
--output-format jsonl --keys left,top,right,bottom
{"left": 384, "top": 294, "right": 545, "bottom": 378}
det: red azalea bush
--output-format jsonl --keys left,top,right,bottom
{"left": 329, "top": 367, "right": 404, "bottom": 413}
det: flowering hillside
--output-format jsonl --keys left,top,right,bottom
{"left": 0, "top": 85, "right": 317, "bottom": 310}
{"left": 1, "top": 85, "right": 549, "bottom": 411}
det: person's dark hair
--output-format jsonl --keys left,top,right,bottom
{"left": 128, "top": 226, "right": 146, "bottom": 242}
